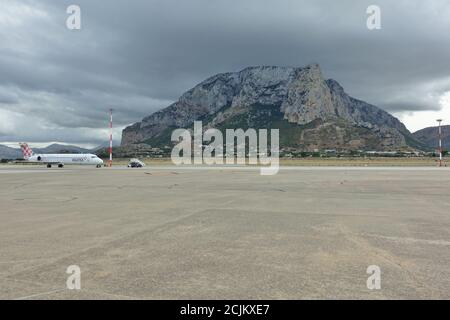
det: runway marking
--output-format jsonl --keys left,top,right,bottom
{"left": 0, "top": 258, "right": 50, "bottom": 264}
{"left": 14, "top": 288, "right": 66, "bottom": 300}
{"left": 363, "top": 234, "right": 450, "bottom": 246}
{"left": 1, "top": 166, "right": 450, "bottom": 173}
{"left": 14, "top": 288, "right": 141, "bottom": 300}
{"left": 0, "top": 170, "right": 70, "bottom": 174}
{"left": 142, "top": 166, "right": 450, "bottom": 172}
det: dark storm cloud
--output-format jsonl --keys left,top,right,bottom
{"left": 0, "top": 0, "right": 449, "bottom": 145}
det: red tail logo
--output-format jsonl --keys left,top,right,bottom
{"left": 19, "top": 143, "right": 33, "bottom": 159}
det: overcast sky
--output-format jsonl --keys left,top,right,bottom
{"left": 1, "top": 0, "right": 449, "bottom": 147}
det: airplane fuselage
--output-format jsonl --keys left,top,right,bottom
{"left": 27, "top": 154, "right": 104, "bottom": 166}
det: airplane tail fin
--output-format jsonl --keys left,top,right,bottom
{"left": 19, "top": 143, "right": 34, "bottom": 160}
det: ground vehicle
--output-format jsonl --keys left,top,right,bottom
{"left": 127, "top": 158, "right": 145, "bottom": 168}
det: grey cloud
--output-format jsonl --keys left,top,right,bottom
{"left": 1, "top": 0, "right": 450, "bottom": 145}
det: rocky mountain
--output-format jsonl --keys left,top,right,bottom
{"left": 122, "top": 64, "right": 427, "bottom": 151}
{"left": 413, "top": 125, "right": 450, "bottom": 150}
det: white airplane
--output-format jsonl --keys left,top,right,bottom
{"left": 19, "top": 143, "right": 104, "bottom": 168}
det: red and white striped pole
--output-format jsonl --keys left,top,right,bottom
{"left": 109, "top": 108, "right": 113, "bottom": 167}
{"left": 437, "top": 119, "right": 443, "bottom": 167}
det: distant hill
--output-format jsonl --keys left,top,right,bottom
{"left": 0, "top": 143, "right": 91, "bottom": 160}
{"left": 413, "top": 125, "right": 450, "bottom": 150}
{"left": 90, "top": 142, "right": 121, "bottom": 152}
{"left": 122, "top": 64, "right": 427, "bottom": 152}
{"left": 34, "top": 143, "right": 90, "bottom": 154}
{"left": 0, "top": 145, "right": 22, "bottom": 160}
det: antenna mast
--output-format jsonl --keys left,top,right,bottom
{"left": 109, "top": 109, "right": 113, "bottom": 167}
{"left": 437, "top": 119, "right": 443, "bottom": 167}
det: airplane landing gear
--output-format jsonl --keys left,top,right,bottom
{"left": 96, "top": 164, "right": 102, "bottom": 168}
{"left": 58, "top": 164, "right": 64, "bottom": 168}
{"left": 47, "top": 164, "right": 52, "bottom": 168}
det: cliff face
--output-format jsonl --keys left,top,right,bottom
{"left": 122, "top": 64, "right": 425, "bottom": 151}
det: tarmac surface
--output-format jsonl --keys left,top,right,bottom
{"left": 0, "top": 165, "right": 449, "bottom": 299}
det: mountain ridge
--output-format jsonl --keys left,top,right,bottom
{"left": 0, "top": 143, "right": 91, "bottom": 160}
{"left": 120, "top": 64, "right": 425, "bottom": 151}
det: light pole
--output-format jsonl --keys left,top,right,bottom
{"left": 437, "top": 119, "right": 443, "bottom": 167}
{"left": 109, "top": 109, "right": 113, "bottom": 167}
